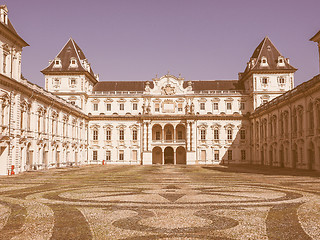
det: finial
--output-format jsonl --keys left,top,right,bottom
{"left": 167, "top": 70, "right": 170, "bottom": 75}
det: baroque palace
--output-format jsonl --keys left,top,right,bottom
{"left": 0, "top": 5, "right": 320, "bottom": 175}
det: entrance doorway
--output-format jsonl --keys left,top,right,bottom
{"left": 308, "top": 142, "right": 315, "bottom": 170}
{"left": 152, "top": 147, "right": 162, "bottom": 164}
{"left": 164, "top": 147, "right": 174, "bottom": 164}
{"left": 176, "top": 146, "right": 186, "bottom": 164}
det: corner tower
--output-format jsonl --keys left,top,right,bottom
{"left": 0, "top": 5, "right": 28, "bottom": 81}
{"left": 41, "top": 38, "right": 98, "bottom": 110}
{"left": 239, "top": 37, "right": 297, "bottom": 110}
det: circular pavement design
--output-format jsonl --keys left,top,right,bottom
{"left": 0, "top": 165, "right": 320, "bottom": 239}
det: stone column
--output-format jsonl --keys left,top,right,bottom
{"left": 162, "top": 149, "right": 164, "bottom": 165}
{"left": 174, "top": 148, "right": 176, "bottom": 165}
{"left": 186, "top": 122, "right": 190, "bottom": 151}
{"left": 147, "top": 122, "right": 152, "bottom": 151}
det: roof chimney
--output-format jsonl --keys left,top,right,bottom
{"left": 0, "top": 5, "right": 8, "bottom": 25}
{"left": 310, "top": 30, "right": 320, "bottom": 73}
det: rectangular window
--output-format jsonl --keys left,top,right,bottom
{"left": 120, "top": 103, "right": 124, "bottom": 111}
{"left": 93, "top": 103, "right": 98, "bottom": 111}
{"left": 262, "top": 77, "right": 268, "bottom": 84}
{"left": 156, "top": 131, "right": 161, "bottom": 140}
{"left": 227, "top": 129, "right": 232, "bottom": 140}
{"left": 240, "top": 129, "right": 246, "bottom": 140}
{"left": 133, "top": 103, "right": 137, "bottom": 110}
{"left": 106, "top": 130, "right": 111, "bottom": 140}
{"left": 240, "top": 102, "right": 245, "bottom": 110}
{"left": 106, "top": 103, "right": 111, "bottom": 111}
{"left": 119, "top": 129, "right": 124, "bottom": 140}
{"left": 200, "top": 102, "right": 205, "bottom": 110}
{"left": 132, "top": 150, "right": 137, "bottom": 161}
{"left": 178, "top": 103, "right": 183, "bottom": 112}
{"left": 132, "top": 129, "right": 137, "bottom": 141}
{"left": 214, "top": 129, "right": 219, "bottom": 140}
{"left": 200, "top": 129, "right": 206, "bottom": 140}
{"left": 241, "top": 150, "right": 246, "bottom": 161}
{"left": 201, "top": 150, "right": 206, "bottom": 161}
{"left": 214, "top": 150, "right": 219, "bottom": 161}
{"left": 213, "top": 102, "right": 219, "bottom": 110}
{"left": 227, "top": 103, "right": 232, "bottom": 110}
{"left": 93, "top": 130, "right": 98, "bottom": 140}
{"left": 93, "top": 150, "right": 98, "bottom": 161}
{"left": 70, "top": 79, "right": 76, "bottom": 85}
{"left": 279, "top": 77, "right": 285, "bottom": 84}
{"left": 106, "top": 151, "right": 111, "bottom": 161}
{"left": 227, "top": 150, "right": 232, "bottom": 160}
{"left": 155, "top": 103, "right": 160, "bottom": 112}
{"left": 119, "top": 150, "right": 124, "bottom": 161}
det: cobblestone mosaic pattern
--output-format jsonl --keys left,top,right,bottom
{"left": 0, "top": 165, "right": 320, "bottom": 239}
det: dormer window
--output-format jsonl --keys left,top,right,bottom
{"left": 69, "top": 57, "right": 78, "bottom": 68}
{"left": 260, "top": 56, "right": 268, "bottom": 67}
{"left": 277, "top": 56, "right": 285, "bottom": 67}
{"left": 53, "top": 58, "right": 61, "bottom": 68}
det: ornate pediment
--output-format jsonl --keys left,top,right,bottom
{"left": 145, "top": 73, "right": 193, "bottom": 95}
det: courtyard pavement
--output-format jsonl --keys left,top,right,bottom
{"left": 0, "top": 164, "right": 320, "bottom": 239}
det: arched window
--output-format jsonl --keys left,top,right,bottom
{"left": 308, "top": 102, "right": 314, "bottom": 132}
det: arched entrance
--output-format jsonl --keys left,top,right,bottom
{"left": 292, "top": 143, "right": 297, "bottom": 169}
{"left": 152, "top": 147, "right": 162, "bottom": 164}
{"left": 308, "top": 141, "right": 315, "bottom": 170}
{"left": 164, "top": 147, "right": 174, "bottom": 164}
{"left": 279, "top": 145, "right": 284, "bottom": 168}
{"left": 26, "top": 143, "right": 33, "bottom": 171}
{"left": 269, "top": 146, "right": 273, "bottom": 166}
{"left": 176, "top": 146, "right": 186, "bottom": 164}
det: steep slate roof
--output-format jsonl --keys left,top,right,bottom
{"left": 93, "top": 81, "right": 154, "bottom": 92}
{"left": 183, "top": 80, "right": 243, "bottom": 91}
{"left": 0, "top": 17, "right": 29, "bottom": 47}
{"left": 41, "top": 38, "right": 96, "bottom": 78}
{"left": 93, "top": 80, "right": 242, "bottom": 92}
{"left": 310, "top": 30, "right": 320, "bottom": 42}
{"left": 241, "top": 36, "right": 296, "bottom": 78}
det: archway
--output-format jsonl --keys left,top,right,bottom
{"left": 261, "top": 146, "right": 264, "bottom": 165}
{"left": 26, "top": 143, "right": 33, "bottom": 171}
{"left": 308, "top": 141, "right": 315, "bottom": 170}
{"left": 152, "top": 147, "right": 162, "bottom": 164}
{"left": 164, "top": 124, "right": 174, "bottom": 142}
{"left": 164, "top": 147, "right": 174, "bottom": 164}
{"left": 279, "top": 145, "right": 284, "bottom": 168}
{"left": 43, "top": 144, "right": 48, "bottom": 168}
{"left": 175, "top": 124, "right": 186, "bottom": 142}
{"left": 176, "top": 146, "right": 186, "bottom": 164}
{"left": 152, "top": 124, "right": 162, "bottom": 141}
{"left": 292, "top": 143, "right": 297, "bottom": 169}
{"left": 269, "top": 146, "right": 273, "bottom": 166}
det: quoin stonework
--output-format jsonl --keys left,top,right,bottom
{"left": 0, "top": 5, "right": 320, "bottom": 175}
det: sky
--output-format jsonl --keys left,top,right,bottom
{"left": 3, "top": 0, "right": 320, "bottom": 87}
